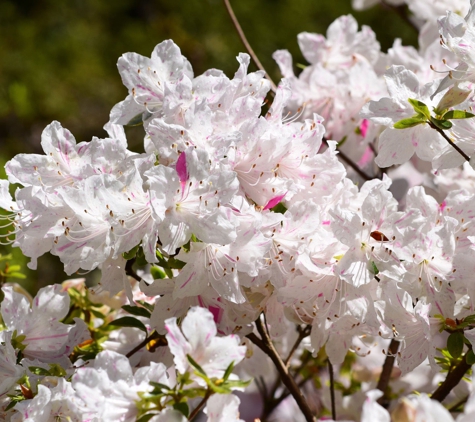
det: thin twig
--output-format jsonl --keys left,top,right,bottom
{"left": 223, "top": 0, "right": 277, "bottom": 92}
{"left": 448, "top": 395, "right": 469, "bottom": 412}
{"left": 284, "top": 325, "right": 312, "bottom": 368}
{"left": 125, "top": 330, "right": 165, "bottom": 358}
{"left": 189, "top": 389, "right": 212, "bottom": 421}
{"left": 380, "top": 1, "right": 419, "bottom": 33}
{"left": 431, "top": 356, "right": 471, "bottom": 402}
{"left": 262, "top": 326, "right": 312, "bottom": 419}
{"left": 328, "top": 360, "right": 336, "bottom": 421}
{"left": 376, "top": 339, "right": 400, "bottom": 407}
{"left": 125, "top": 258, "right": 142, "bottom": 283}
{"left": 262, "top": 349, "right": 314, "bottom": 421}
{"left": 247, "top": 317, "right": 316, "bottom": 422}
{"left": 428, "top": 121, "right": 470, "bottom": 162}
{"left": 325, "top": 139, "right": 372, "bottom": 181}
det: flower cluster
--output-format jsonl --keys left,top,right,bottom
{"left": 4, "top": 0, "right": 475, "bottom": 420}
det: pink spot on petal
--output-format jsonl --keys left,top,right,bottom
{"left": 263, "top": 192, "right": 287, "bottom": 210}
{"left": 359, "top": 119, "right": 369, "bottom": 138}
{"left": 176, "top": 151, "right": 188, "bottom": 191}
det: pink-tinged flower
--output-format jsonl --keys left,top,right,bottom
{"left": 165, "top": 306, "right": 246, "bottom": 384}
{"left": 146, "top": 148, "right": 239, "bottom": 254}
{"left": 376, "top": 283, "right": 438, "bottom": 375}
{"left": 110, "top": 40, "right": 194, "bottom": 125}
{"left": 390, "top": 394, "right": 455, "bottom": 422}
{"left": 72, "top": 350, "right": 169, "bottom": 422}
{"left": 361, "top": 65, "right": 447, "bottom": 168}
{"left": 10, "top": 379, "right": 88, "bottom": 422}
{"left": 148, "top": 408, "right": 187, "bottom": 422}
{"left": 204, "top": 394, "right": 245, "bottom": 422}
{"left": 360, "top": 390, "right": 390, "bottom": 422}
{"left": 1, "top": 285, "right": 89, "bottom": 362}
{"left": 0, "top": 332, "right": 24, "bottom": 397}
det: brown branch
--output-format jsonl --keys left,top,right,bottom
{"left": 189, "top": 389, "right": 212, "bottom": 421}
{"left": 428, "top": 121, "right": 470, "bottom": 162}
{"left": 324, "top": 139, "right": 372, "bottom": 181}
{"left": 248, "top": 317, "right": 316, "bottom": 422}
{"left": 431, "top": 356, "right": 471, "bottom": 402}
{"left": 125, "top": 258, "right": 142, "bottom": 283}
{"left": 260, "top": 326, "right": 312, "bottom": 420}
{"left": 223, "top": 0, "right": 277, "bottom": 92}
{"left": 284, "top": 325, "right": 312, "bottom": 368}
{"left": 328, "top": 360, "right": 336, "bottom": 421}
{"left": 448, "top": 394, "right": 469, "bottom": 412}
{"left": 376, "top": 339, "right": 400, "bottom": 407}
{"left": 125, "top": 330, "right": 165, "bottom": 358}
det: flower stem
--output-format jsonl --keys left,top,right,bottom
{"left": 376, "top": 339, "right": 399, "bottom": 407}
{"left": 247, "top": 316, "right": 316, "bottom": 422}
{"left": 189, "top": 389, "right": 212, "bottom": 421}
{"left": 431, "top": 355, "right": 471, "bottom": 402}
{"left": 324, "top": 139, "right": 372, "bottom": 181}
{"left": 328, "top": 359, "right": 336, "bottom": 421}
{"left": 125, "top": 330, "right": 165, "bottom": 358}
{"left": 222, "top": 0, "right": 277, "bottom": 92}
{"left": 428, "top": 121, "right": 470, "bottom": 162}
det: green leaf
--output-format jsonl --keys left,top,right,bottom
{"left": 209, "top": 383, "right": 231, "bottom": 394}
{"left": 122, "top": 305, "right": 151, "bottom": 318}
{"left": 149, "top": 381, "right": 171, "bottom": 392}
{"left": 430, "top": 116, "right": 453, "bottom": 130}
{"left": 5, "top": 397, "right": 22, "bottom": 411}
{"left": 393, "top": 116, "right": 426, "bottom": 129}
{"left": 136, "top": 415, "right": 155, "bottom": 422}
{"left": 126, "top": 113, "right": 144, "bottom": 126}
{"left": 270, "top": 202, "right": 287, "bottom": 214}
{"left": 47, "top": 363, "right": 67, "bottom": 377}
{"left": 447, "top": 331, "right": 465, "bottom": 358}
{"left": 408, "top": 98, "right": 431, "bottom": 119}
{"left": 173, "top": 402, "right": 190, "bottom": 417}
{"left": 222, "top": 379, "right": 252, "bottom": 389}
{"left": 187, "top": 355, "right": 208, "bottom": 378}
{"left": 466, "top": 350, "right": 475, "bottom": 365}
{"left": 370, "top": 261, "right": 379, "bottom": 275}
{"left": 168, "top": 257, "right": 185, "bottom": 270}
{"left": 89, "top": 309, "right": 106, "bottom": 319}
{"left": 337, "top": 136, "right": 347, "bottom": 147}
{"left": 109, "top": 316, "right": 147, "bottom": 333}
{"left": 150, "top": 266, "right": 167, "bottom": 279}
{"left": 7, "top": 272, "right": 26, "bottom": 279}
{"left": 122, "top": 244, "right": 140, "bottom": 260}
{"left": 442, "top": 110, "right": 475, "bottom": 120}
{"left": 137, "top": 301, "right": 155, "bottom": 313}
{"left": 222, "top": 361, "right": 235, "bottom": 382}
{"left": 28, "top": 366, "right": 51, "bottom": 376}
{"left": 464, "top": 315, "right": 475, "bottom": 323}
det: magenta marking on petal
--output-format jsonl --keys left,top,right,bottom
{"left": 263, "top": 192, "right": 287, "bottom": 211}
{"left": 208, "top": 305, "right": 223, "bottom": 324}
{"left": 180, "top": 271, "right": 196, "bottom": 289}
{"left": 57, "top": 242, "right": 75, "bottom": 252}
{"left": 322, "top": 220, "right": 331, "bottom": 225}
{"left": 440, "top": 200, "right": 447, "bottom": 212}
{"left": 359, "top": 119, "right": 369, "bottom": 138}
{"left": 176, "top": 151, "right": 188, "bottom": 190}
{"left": 27, "top": 333, "right": 69, "bottom": 341}
{"left": 357, "top": 145, "right": 374, "bottom": 168}
{"left": 165, "top": 325, "right": 179, "bottom": 344}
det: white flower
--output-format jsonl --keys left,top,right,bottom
{"left": 165, "top": 306, "right": 246, "bottom": 383}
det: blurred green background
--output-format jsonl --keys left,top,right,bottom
{"left": 0, "top": 0, "right": 417, "bottom": 292}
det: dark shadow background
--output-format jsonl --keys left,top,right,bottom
{"left": 0, "top": 0, "right": 417, "bottom": 291}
